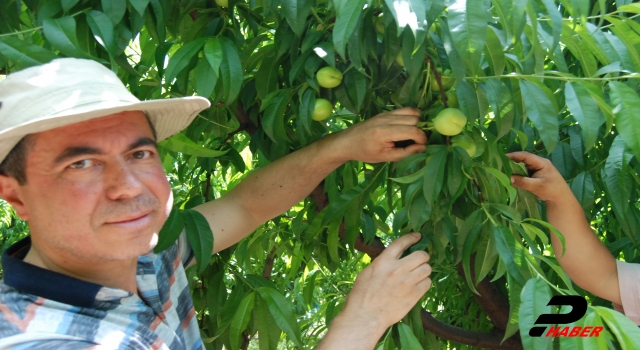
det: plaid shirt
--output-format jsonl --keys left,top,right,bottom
{"left": 0, "top": 232, "right": 203, "bottom": 349}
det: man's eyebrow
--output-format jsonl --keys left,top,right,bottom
{"left": 54, "top": 147, "right": 102, "bottom": 165}
{"left": 128, "top": 137, "right": 157, "bottom": 151}
{"left": 53, "top": 137, "right": 157, "bottom": 165}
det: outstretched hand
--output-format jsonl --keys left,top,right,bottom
{"left": 341, "top": 233, "right": 432, "bottom": 331}
{"left": 506, "top": 151, "right": 571, "bottom": 203}
{"left": 331, "top": 107, "right": 427, "bottom": 164}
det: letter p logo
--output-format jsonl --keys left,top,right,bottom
{"left": 529, "top": 295, "right": 588, "bottom": 337}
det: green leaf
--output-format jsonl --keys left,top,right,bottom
{"left": 492, "top": 225, "right": 527, "bottom": 284}
{"left": 422, "top": 147, "right": 447, "bottom": 207}
{"left": 257, "top": 287, "right": 302, "bottom": 347}
{"left": 61, "top": 0, "right": 80, "bottom": 13}
{"left": 540, "top": 0, "right": 563, "bottom": 53}
{"left": 332, "top": 0, "right": 366, "bottom": 59}
{"left": 609, "top": 81, "right": 640, "bottom": 161}
{"left": 462, "top": 223, "right": 483, "bottom": 295}
{"left": 565, "top": 82, "right": 604, "bottom": 152}
{"left": 398, "top": 323, "right": 424, "bottom": 350}
{"left": 519, "top": 80, "right": 559, "bottom": 153}
{"left": 447, "top": 0, "right": 489, "bottom": 73}
{"left": 261, "top": 89, "right": 292, "bottom": 144}
{"left": 219, "top": 37, "right": 243, "bottom": 105}
{"left": 164, "top": 38, "right": 207, "bottom": 83}
{"left": 101, "top": 0, "right": 126, "bottom": 24}
{"left": 482, "top": 166, "right": 517, "bottom": 205}
{"left": 281, "top": 0, "right": 313, "bottom": 37}
{"left": 230, "top": 292, "right": 256, "bottom": 350}
{"left": 602, "top": 136, "right": 637, "bottom": 241}
{"left": 322, "top": 164, "right": 386, "bottom": 225}
{"left": 570, "top": 172, "right": 595, "bottom": 213}
{"left": 255, "top": 50, "right": 279, "bottom": 101}
{"left": 43, "top": 17, "right": 92, "bottom": 58}
{"left": 519, "top": 277, "right": 553, "bottom": 350}
{"left": 194, "top": 57, "right": 217, "bottom": 98}
{"left": 581, "top": 81, "right": 614, "bottom": 133}
{"left": 490, "top": 203, "right": 522, "bottom": 224}
{"left": 303, "top": 270, "right": 319, "bottom": 309}
{"left": 160, "top": 133, "right": 228, "bottom": 158}
{"left": 0, "top": 37, "right": 57, "bottom": 69}
{"left": 255, "top": 295, "right": 281, "bottom": 350}
{"left": 389, "top": 168, "right": 424, "bottom": 184}
{"left": 327, "top": 218, "right": 341, "bottom": 263}
{"left": 384, "top": 0, "right": 429, "bottom": 49}
{"left": 455, "top": 209, "right": 483, "bottom": 263}
{"left": 503, "top": 274, "right": 523, "bottom": 342}
{"left": 153, "top": 208, "right": 184, "bottom": 253}
{"left": 618, "top": 3, "right": 640, "bottom": 13}
{"left": 561, "top": 25, "right": 598, "bottom": 78}
{"left": 606, "top": 17, "right": 640, "bottom": 71}
{"left": 204, "top": 38, "right": 223, "bottom": 73}
{"left": 595, "top": 306, "right": 640, "bottom": 349}
{"left": 521, "top": 223, "right": 549, "bottom": 246}
{"left": 524, "top": 218, "right": 567, "bottom": 256}
{"left": 484, "top": 27, "right": 505, "bottom": 75}
{"left": 183, "top": 209, "right": 214, "bottom": 274}
{"left": 298, "top": 88, "right": 315, "bottom": 133}
{"left": 86, "top": 10, "right": 116, "bottom": 58}
{"left": 128, "top": 0, "right": 151, "bottom": 16}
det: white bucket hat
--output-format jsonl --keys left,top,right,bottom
{"left": 0, "top": 57, "right": 211, "bottom": 163}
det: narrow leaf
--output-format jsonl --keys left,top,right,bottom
{"left": 519, "top": 80, "right": 559, "bottom": 152}
{"left": 183, "top": 209, "right": 214, "bottom": 274}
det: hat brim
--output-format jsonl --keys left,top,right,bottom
{"left": 0, "top": 96, "right": 211, "bottom": 163}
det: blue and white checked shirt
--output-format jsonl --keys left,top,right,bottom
{"left": 0, "top": 232, "right": 203, "bottom": 349}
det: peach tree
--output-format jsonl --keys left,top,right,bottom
{"left": 1, "top": 0, "right": 640, "bottom": 349}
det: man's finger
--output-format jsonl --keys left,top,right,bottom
{"left": 376, "top": 114, "right": 421, "bottom": 126}
{"left": 401, "top": 250, "right": 430, "bottom": 270}
{"left": 511, "top": 175, "right": 544, "bottom": 195}
{"left": 381, "top": 125, "right": 428, "bottom": 145}
{"left": 380, "top": 233, "right": 421, "bottom": 260}
{"left": 383, "top": 144, "right": 426, "bottom": 162}
{"left": 385, "top": 107, "right": 421, "bottom": 117}
{"left": 506, "top": 151, "right": 547, "bottom": 172}
{"left": 411, "top": 263, "right": 432, "bottom": 280}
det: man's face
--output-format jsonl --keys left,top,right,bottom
{"left": 15, "top": 111, "right": 172, "bottom": 262}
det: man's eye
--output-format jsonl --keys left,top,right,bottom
{"left": 69, "top": 159, "right": 93, "bottom": 169}
{"left": 132, "top": 150, "right": 152, "bottom": 160}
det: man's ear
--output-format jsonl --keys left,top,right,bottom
{"left": 0, "top": 174, "right": 29, "bottom": 220}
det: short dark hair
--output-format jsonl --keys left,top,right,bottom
{"left": 0, "top": 136, "right": 32, "bottom": 185}
{"left": 0, "top": 114, "right": 157, "bottom": 185}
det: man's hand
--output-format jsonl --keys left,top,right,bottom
{"left": 195, "top": 108, "right": 428, "bottom": 254}
{"left": 328, "top": 107, "right": 427, "bottom": 164}
{"left": 317, "top": 233, "right": 432, "bottom": 350}
{"left": 507, "top": 151, "right": 620, "bottom": 304}
{"left": 506, "top": 151, "right": 572, "bottom": 203}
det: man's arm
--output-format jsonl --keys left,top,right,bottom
{"left": 507, "top": 151, "right": 620, "bottom": 304}
{"left": 193, "top": 108, "right": 427, "bottom": 253}
{"left": 317, "top": 234, "right": 432, "bottom": 350}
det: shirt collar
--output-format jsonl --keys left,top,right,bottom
{"left": 1, "top": 236, "right": 129, "bottom": 308}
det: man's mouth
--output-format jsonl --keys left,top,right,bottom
{"left": 106, "top": 210, "right": 153, "bottom": 225}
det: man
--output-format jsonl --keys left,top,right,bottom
{"left": 508, "top": 151, "right": 640, "bottom": 325}
{"left": 0, "top": 58, "right": 432, "bottom": 349}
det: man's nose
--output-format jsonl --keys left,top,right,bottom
{"left": 105, "top": 160, "right": 144, "bottom": 200}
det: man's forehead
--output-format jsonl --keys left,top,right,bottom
{"left": 36, "top": 111, "right": 151, "bottom": 140}
{"left": 29, "top": 111, "right": 154, "bottom": 153}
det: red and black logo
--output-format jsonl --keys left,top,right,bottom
{"left": 529, "top": 296, "right": 603, "bottom": 338}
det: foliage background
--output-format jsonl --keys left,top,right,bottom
{"left": 2, "top": 0, "right": 640, "bottom": 349}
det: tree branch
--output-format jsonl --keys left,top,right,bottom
{"left": 263, "top": 246, "right": 278, "bottom": 280}
{"left": 421, "top": 310, "right": 522, "bottom": 349}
